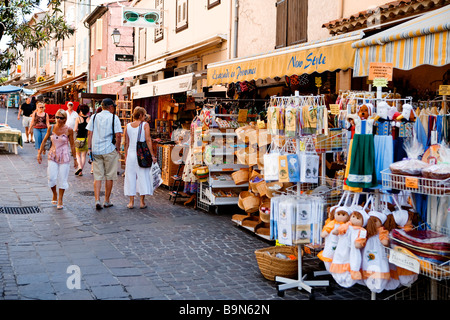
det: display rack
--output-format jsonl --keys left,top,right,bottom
{"left": 116, "top": 99, "right": 133, "bottom": 164}
{"left": 381, "top": 169, "right": 450, "bottom": 196}
{"left": 381, "top": 167, "right": 450, "bottom": 300}
{"left": 268, "top": 93, "right": 333, "bottom": 297}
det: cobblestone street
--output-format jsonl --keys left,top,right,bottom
{"left": 0, "top": 107, "right": 423, "bottom": 302}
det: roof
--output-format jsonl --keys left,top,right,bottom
{"left": 322, "top": 0, "right": 450, "bottom": 35}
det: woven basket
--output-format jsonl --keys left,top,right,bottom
{"left": 254, "top": 246, "right": 299, "bottom": 281}
{"left": 266, "top": 181, "right": 283, "bottom": 198}
{"left": 255, "top": 180, "right": 267, "bottom": 197}
{"left": 249, "top": 173, "right": 263, "bottom": 194}
{"left": 231, "top": 169, "right": 249, "bottom": 185}
{"left": 241, "top": 191, "right": 260, "bottom": 213}
{"left": 259, "top": 198, "right": 271, "bottom": 223}
{"left": 238, "top": 191, "right": 253, "bottom": 211}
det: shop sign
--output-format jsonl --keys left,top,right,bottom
{"left": 121, "top": 7, "right": 161, "bottom": 28}
{"left": 208, "top": 40, "right": 355, "bottom": 85}
{"left": 368, "top": 62, "right": 393, "bottom": 81}
{"left": 115, "top": 54, "right": 134, "bottom": 62}
{"left": 439, "top": 85, "right": 450, "bottom": 96}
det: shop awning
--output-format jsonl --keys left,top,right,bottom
{"left": 131, "top": 73, "right": 194, "bottom": 99}
{"left": 26, "top": 76, "right": 55, "bottom": 90}
{"left": 207, "top": 31, "right": 364, "bottom": 86}
{"left": 94, "top": 34, "right": 226, "bottom": 88}
{"left": 36, "top": 73, "right": 87, "bottom": 95}
{"left": 352, "top": 4, "right": 450, "bottom": 77}
{"left": 92, "top": 60, "right": 167, "bottom": 88}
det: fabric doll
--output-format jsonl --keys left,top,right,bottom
{"left": 362, "top": 211, "right": 391, "bottom": 293}
{"left": 385, "top": 206, "right": 418, "bottom": 287}
{"left": 318, "top": 205, "right": 351, "bottom": 271}
{"left": 395, "top": 104, "right": 416, "bottom": 138}
{"left": 345, "top": 103, "right": 377, "bottom": 190}
{"left": 329, "top": 206, "right": 369, "bottom": 288}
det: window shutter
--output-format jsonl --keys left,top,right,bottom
{"left": 287, "top": 0, "right": 307, "bottom": 46}
{"left": 96, "top": 19, "right": 103, "bottom": 51}
{"left": 154, "top": 0, "right": 164, "bottom": 42}
{"left": 275, "top": 0, "right": 287, "bottom": 49}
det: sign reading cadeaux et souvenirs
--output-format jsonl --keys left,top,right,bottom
{"left": 207, "top": 40, "right": 355, "bottom": 85}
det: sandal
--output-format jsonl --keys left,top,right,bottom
{"left": 139, "top": 205, "right": 147, "bottom": 209}
{"left": 57, "top": 205, "right": 64, "bottom": 210}
{"left": 51, "top": 200, "right": 57, "bottom": 205}
{"left": 127, "top": 204, "right": 134, "bottom": 209}
{"left": 75, "top": 168, "right": 82, "bottom": 176}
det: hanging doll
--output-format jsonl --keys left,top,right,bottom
{"left": 329, "top": 195, "right": 370, "bottom": 288}
{"left": 392, "top": 103, "right": 416, "bottom": 162}
{"left": 383, "top": 197, "right": 418, "bottom": 288}
{"left": 345, "top": 103, "right": 377, "bottom": 190}
{"left": 318, "top": 194, "right": 351, "bottom": 271}
{"left": 361, "top": 210, "right": 391, "bottom": 293}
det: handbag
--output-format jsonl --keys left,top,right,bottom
{"left": 44, "top": 125, "right": 53, "bottom": 151}
{"left": 74, "top": 137, "right": 87, "bottom": 149}
{"left": 136, "top": 122, "right": 152, "bottom": 168}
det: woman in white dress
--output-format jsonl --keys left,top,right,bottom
{"left": 123, "top": 107, "right": 157, "bottom": 209}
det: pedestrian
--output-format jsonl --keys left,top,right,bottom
{"left": 30, "top": 101, "right": 50, "bottom": 150}
{"left": 65, "top": 102, "right": 79, "bottom": 129}
{"left": 36, "top": 109, "right": 78, "bottom": 210}
{"left": 86, "top": 98, "right": 122, "bottom": 210}
{"left": 73, "top": 104, "right": 90, "bottom": 176}
{"left": 123, "top": 107, "right": 157, "bottom": 209}
{"left": 17, "top": 97, "right": 35, "bottom": 143}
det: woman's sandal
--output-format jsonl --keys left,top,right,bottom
{"left": 57, "top": 205, "right": 64, "bottom": 210}
{"left": 127, "top": 204, "right": 134, "bottom": 209}
{"left": 51, "top": 200, "right": 57, "bottom": 205}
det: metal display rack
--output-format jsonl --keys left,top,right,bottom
{"left": 381, "top": 168, "right": 450, "bottom": 300}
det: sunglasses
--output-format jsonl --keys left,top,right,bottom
{"left": 123, "top": 11, "right": 160, "bottom": 23}
{"left": 55, "top": 116, "right": 66, "bottom": 120}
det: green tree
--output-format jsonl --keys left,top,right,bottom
{"left": 0, "top": 0, "right": 75, "bottom": 71}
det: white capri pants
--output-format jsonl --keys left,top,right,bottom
{"left": 47, "top": 160, "right": 70, "bottom": 190}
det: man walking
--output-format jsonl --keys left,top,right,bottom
{"left": 86, "top": 98, "right": 122, "bottom": 210}
{"left": 17, "top": 97, "right": 35, "bottom": 143}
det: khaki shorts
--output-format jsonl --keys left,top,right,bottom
{"left": 22, "top": 116, "right": 32, "bottom": 128}
{"left": 92, "top": 150, "right": 119, "bottom": 181}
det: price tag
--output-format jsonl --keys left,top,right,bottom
{"left": 405, "top": 177, "right": 419, "bottom": 189}
{"left": 373, "top": 77, "right": 389, "bottom": 88}
{"left": 330, "top": 104, "right": 340, "bottom": 115}
{"left": 439, "top": 85, "right": 450, "bottom": 96}
{"left": 389, "top": 249, "right": 420, "bottom": 274}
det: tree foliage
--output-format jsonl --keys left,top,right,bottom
{"left": 0, "top": 0, "right": 75, "bottom": 71}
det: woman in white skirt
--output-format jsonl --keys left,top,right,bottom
{"left": 37, "top": 109, "right": 78, "bottom": 209}
{"left": 123, "top": 107, "right": 157, "bottom": 209}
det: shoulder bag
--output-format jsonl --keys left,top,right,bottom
{"left": 136, "top": 122, "right": 152, "bottom": 168}
{"left": 44, "top": 125, "right": 53, "bottom": 151}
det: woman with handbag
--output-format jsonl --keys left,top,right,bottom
{"left": 73, "top": 104, "right": 90, "bottom": 176}
{"left": 123, "top": 107, "right": 157, "bottom": 209}
{"left": 36, "top": 109, "right": 77, "bottom": 210}
{"left": 30, "top": 101, "right": 50, "bottom": 150}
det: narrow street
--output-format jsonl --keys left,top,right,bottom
{"left": 0, "top": 106, "right": 406, "bottom": 301}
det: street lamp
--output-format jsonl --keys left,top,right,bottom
{"left": 111, "top": 28, "right": 133, "bottom": 48}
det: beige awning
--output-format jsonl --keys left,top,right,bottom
{"left": 131, "top": 73, "right": 194, "bottom": 99}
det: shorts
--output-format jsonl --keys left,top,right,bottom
{"left": 93, "top": 150, "right": 119, "bottom": 181}
{"left": 22, "top": 116, "right": 32, "bottom": 128}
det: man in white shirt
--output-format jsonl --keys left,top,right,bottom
{"left": 66, "top": 102, "right": 79, "bottom": 129}
{"left": 87, "top": 98, "right": 123, "bottom": 210}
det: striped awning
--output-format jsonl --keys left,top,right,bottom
{"left": 352, "top": 4, "right": 450, "bottom": 77}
